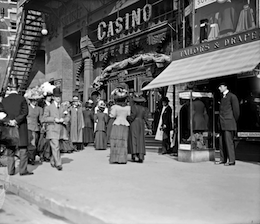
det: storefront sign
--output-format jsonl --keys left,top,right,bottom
{"left": 97, "top": 4, "right": 152, "bottom": 41}
{"left": 238, "top": 132, "right": 260, "bottom": 138}
{"left": 173, "top": 29, "right": 260, "bottom": 60}
{"left": 195, "top": 0, "right": 216, "bottom": 9}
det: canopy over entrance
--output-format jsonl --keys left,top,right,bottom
{"left": 142, "top": 40, "right": 260, "bottom": 90}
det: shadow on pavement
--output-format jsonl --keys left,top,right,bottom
{"left": 62, "top": 157, "right": 73, "bottom": 164}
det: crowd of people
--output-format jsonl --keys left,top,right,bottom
{"left": 0, "top": 79, "right": 156, "bottom": 175}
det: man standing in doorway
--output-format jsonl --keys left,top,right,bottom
{"left": 216, "top": 82, "right": 240, "bottom": 166}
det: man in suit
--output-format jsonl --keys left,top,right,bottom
{"left": 216, "top": 82, "right": 240, "bottom": 166}
{"left": 43, "top": 88, "right": 70, "bottom": 171}
{"left": 160, "top": 97, "right": 173, "bottom": 154}
{"left": 27, "top": 97, "right": 42, "bottom": 165}
{"left": 2, "top": 77, "right": 33, "bottom": 176}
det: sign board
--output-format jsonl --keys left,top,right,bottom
{"left": 194, "top": 0, "right": 216, "bottom": 9}
{"left": 237, "top": 132, "right": 260, "bottom": 138}
{"left": 172, "top": 28, "right": 260, "bottom": 60}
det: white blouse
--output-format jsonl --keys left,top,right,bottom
{"left": 110, "top": 104, "right": 131, "bottom": 126}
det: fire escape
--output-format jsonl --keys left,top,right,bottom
{"left": 2, "top": 9, "right": 43, "bottom": 92}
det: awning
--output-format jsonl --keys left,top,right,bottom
{"left": 142, "top": 40, "right": 260, "bottom": 90}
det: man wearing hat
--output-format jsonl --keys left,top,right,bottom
{"left": 155, "top": 96, "right": 173, "bottom": 155}
{"left": 42, "top": 87, "right": 70, "bottom": 170}
{"left": 27, "top": 96, "right": 42, "bottom": 165}
{"left": 216, "top": 82, "right": 240, "bottom": 166}
{"left": 2, "top": 77, "right": 33, "bottom": 175}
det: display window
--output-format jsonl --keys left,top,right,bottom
{"left": 178, "top": 91, "right": 215, "bottom": 150}
{"left": 194, "top": 0, "right": 257, "bottom": 44}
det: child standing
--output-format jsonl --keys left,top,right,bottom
{"left": 94, "top": 102, "right": 108, "bottom": 150}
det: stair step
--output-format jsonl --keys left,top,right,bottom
{"left": 23, "top": 28, "right": 41, "bottom": 32}
{"left": 14, "top": 61, "right": 33, "bottom": 65}
{"left": 17, "top": 52, "right": 36, "bottom": 56}
{"left": 21, "top": 33, "right": 41, "bottom": 38}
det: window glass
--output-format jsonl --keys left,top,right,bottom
{"left": 237, "top": 76, "right": 260, "bottom": 132}
{"left": 194, "top": 0, "right": 257, "bottom": 44}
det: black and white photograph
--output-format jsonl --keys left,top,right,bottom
{"left": 0, "top": 0, "right": 260, "bottom": 223}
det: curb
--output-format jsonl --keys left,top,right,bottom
{"left": 0, "top": 173, "right": 107, "bottom": 224}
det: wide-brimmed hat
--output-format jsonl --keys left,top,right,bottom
{"left": 53, "top": 87, "right": 62, "bottom": 97}
{"left": 111, "top": 87, "right": 128, "bottom": 100}
{"left": 161, "top": 96, "right": 169, "bottom": 103}
{"left": 133, "top": 95, "right": 146, "bottom": 103}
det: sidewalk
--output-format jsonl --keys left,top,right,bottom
{"left": 0, "top": 146, "right": 260, "bottom": 224}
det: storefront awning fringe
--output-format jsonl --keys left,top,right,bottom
{"left": 142, "top": 40, "right": 260, "bottom": 90}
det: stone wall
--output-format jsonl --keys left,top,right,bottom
{"left": 44, "top": 28, "right": 73, "bottom": 102}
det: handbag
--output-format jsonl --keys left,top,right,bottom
{"left": 0, "top": 125, "right": 19, "bottom": 147}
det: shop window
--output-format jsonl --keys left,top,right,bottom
{"left": 237, "top": 76, "right": 260, "bottom": 132}
{"left": 194, "top": 0, "right": 257, "bottom": 44}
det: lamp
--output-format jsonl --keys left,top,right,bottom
{"left": 41, "top": 14, "right": 48, "bottom": 36}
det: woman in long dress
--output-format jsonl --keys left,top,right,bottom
{"left": 109, "top": 87, "right": 130, "bottom": 164}
{"left": 128, "top": 95, "right": 150, "bottom": 163}
{"left": 106, "top": 100, "right": 115, "bottom": 147}
{"left": 83, "top": 100, "right": 94, "bottom": 147}
{"left": 94, "top": 102, "right": 108, "bottom": 150}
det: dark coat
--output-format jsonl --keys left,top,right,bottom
{"left": 128, "top": 104, "right": 149, "bottom": 156}
{"left": 94, "top": 112, "right": 108, "bottom": 132}
{"left": 219, "top": 92, "right": 240, "bottom": 131}
{"left": 161, "top": 105, "right": 173, "bottom": 137}
{"left": 83, "top": 109, "right": 94, "bottom": 128}
{"left": 2, "top": 93, "right": 29, "bottom": 147}
{"left": 27, "top": 105, "right": 42, "bottom": 132}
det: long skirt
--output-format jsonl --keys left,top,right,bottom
{"left": 109, "top": 125, "right": 128, "bottom": 164}
{"left": 95, "top": 131, "right": 107, "bottom": 150}
{"left": 106, "top": 118, "right": 115, "bottom": 146}
{"left": 60, "top": 139, "right": 75, "bottom": 153}
{"left": 83, "top": 127, "right": 94, "bottom": 144}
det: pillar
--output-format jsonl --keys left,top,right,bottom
{"left": 82, "top": 48, "right": 93, "bottom": 103}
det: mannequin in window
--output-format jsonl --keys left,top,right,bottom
{"left": 208, "top": 12, "right": 220, "bottom": 41}
{"left": 192, "top": 98, "right": 209, "bottom": 132}
{"left": 200, "top": 19, "right": 209, "bottom": 43}
{"left": 218, "top": 0, "right": 236, "bottom": 35}
{"left": 236, "top": 0, "right": 256, "bottom": 32}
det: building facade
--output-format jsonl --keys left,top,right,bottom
{"left": 0, "top": 0, "right": 18, "bottom": 89}
{"left": 7, "top": 0, "right": 189, "bottom": 110}
{"left": 144, "top": 0, "right": 260, "bottom": 162}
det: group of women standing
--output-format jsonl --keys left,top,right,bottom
{"left": 93, "top": 86, "right": 151, "bottom": 164}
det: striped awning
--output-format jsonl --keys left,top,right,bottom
{"left": 142, "top": 40, "right": 260, "bottom": 90}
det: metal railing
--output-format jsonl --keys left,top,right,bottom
{"left": 1, "top": 9, "right": 26, "bottom": 91}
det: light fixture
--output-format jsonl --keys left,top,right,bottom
{"left": 41, "top": 25, "right": 48, "bottom": 35}
{"left": 41, "top": 14, "right": 48, "bottom": 36}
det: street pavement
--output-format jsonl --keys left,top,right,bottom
{"left": 0, "top": 192, "right": 73, "bottom": 224}
{"left": 0, "top": 146, "right": 260, "bottom": 224}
